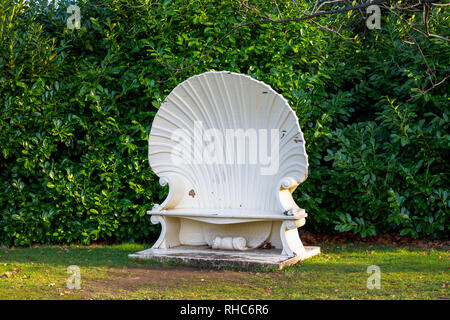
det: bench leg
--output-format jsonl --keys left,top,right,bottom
{"left": 280, "top": 220, "right": 307, "bottom": 258}
{"left": 151, "top": 215, "right": 180, "bottom": 249}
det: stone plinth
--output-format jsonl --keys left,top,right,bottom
{"left": 129, "top": 245, "right": 320, "bottom": 270}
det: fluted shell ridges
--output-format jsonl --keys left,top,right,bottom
{"left": 149, "top": 71, "right": 308, "bottom": 211}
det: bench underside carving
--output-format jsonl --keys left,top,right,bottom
{"left": 149, "top": 213, "right": 309, "bottom": 258}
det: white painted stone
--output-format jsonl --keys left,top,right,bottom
{"left": 129, "top": 245, "right": 321, "bottom": 270}
{"left": 212, "top": 236, "right": 248, "bottom": 251}
{"left": 135, "top": 71, "right": 320, "bottom": 265}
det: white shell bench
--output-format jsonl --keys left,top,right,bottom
{"left": 130, "top": 71, "right": 320, "bottom": 267}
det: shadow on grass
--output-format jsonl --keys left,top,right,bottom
{"left": 0, "top": 244, "right": 273, "bottom": 272}
{"left": 0, "top": 244, "right": 158, "bottom": 268}
{"left": 0, "top": 243, "right": 447, "bottom": 273}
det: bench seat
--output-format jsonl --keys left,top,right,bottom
{"left": 147, "top": 208, "right": 307, "bottom": 224}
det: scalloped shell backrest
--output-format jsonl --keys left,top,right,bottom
{"left": 149, "top": 71, "right": 308, "bottom": 211}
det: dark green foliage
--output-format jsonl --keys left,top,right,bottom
{"left": 0, "top": 0, "right": 448, "bottom": 245}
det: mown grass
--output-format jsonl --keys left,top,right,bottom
{"left": 0, "top": 243, "right": 448, "bottom": 300}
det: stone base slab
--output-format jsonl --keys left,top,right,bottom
{"left": 128, "top": 245, "right": 320, "bottom": 270}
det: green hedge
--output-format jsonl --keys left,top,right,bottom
{"left": 0, "top": 0, "right": 448, "bottom": 245}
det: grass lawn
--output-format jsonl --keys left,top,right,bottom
{"left": 0, "top": 243, "right": 448, "bottom": 300}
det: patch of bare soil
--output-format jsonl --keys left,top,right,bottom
{"left": 301, "top": 231, "right": 450, "bottom": 249}
{"left": 84, "top": 266, "right": 249, "bottom": 297}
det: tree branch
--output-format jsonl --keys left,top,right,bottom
{"left": 157, "top": 0, "right": 444, "bottom": 76}
{"left": 159, "top": 0, "right": 390, "bottom": 73}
